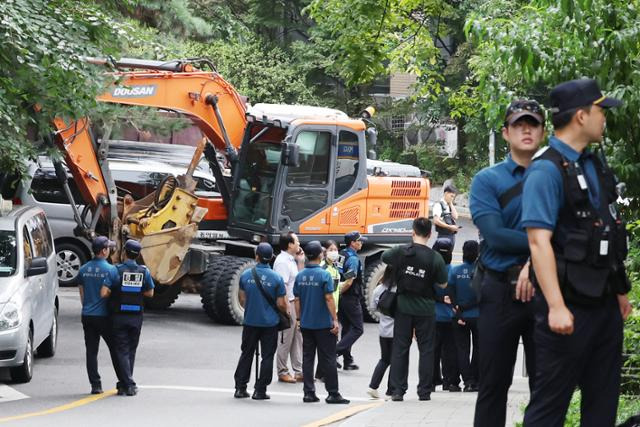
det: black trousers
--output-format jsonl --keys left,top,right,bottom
{"left": 523, "top": 295, "right": 623, "bottom": 427}
{"left": 433, "top": 321, "right": 460, "bottom": 387}
{"left": 474, "top": 271, "right": 536, "bottom": 427}
{"left": 336, "top": 295, "right": 363, "bottom": 365}
{"left": 81, "top": 315, "right": 121, "bottom": 387}
{"left": 112, "top": 314, "right": 143, "bottom": 389}
{"left": 302, "top": 328, "right": 339, "bottom": 396}
{"left": 453, "top": 317, "right": 479, "bottom": 387}
{"left": 389, "top": 312, "right": 435, "bottom": 397}
{"left": 233, "top": 325, "right": 278, "bottom": 392}
{"left": 368, "top": 337, "right": 393, "bottom": 393}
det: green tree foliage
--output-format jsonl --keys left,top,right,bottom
{"left": 462, "top": 0, "right": 640, "bottom": 210}
{"left": 0, "top": 0, "right": 125, "bottom": 175}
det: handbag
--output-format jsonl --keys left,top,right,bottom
{"left": 252, "top": 268, "right": 291, "bottom": 331}
{"left": 377, "top": 288, "right": 397, "bottom": 317}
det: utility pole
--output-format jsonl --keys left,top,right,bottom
{"left": 489, "top": 130, "right": 495, "bottom": 166}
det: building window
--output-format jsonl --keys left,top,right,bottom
{"left": 391, "top": 115, "right": 406, "bottom": 131}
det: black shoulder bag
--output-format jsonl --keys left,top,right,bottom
{"left": 252, "top": 268, "right": 291, "bottom": 331}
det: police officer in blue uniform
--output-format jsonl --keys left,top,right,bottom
{"left": 522, "top": 79, "right": 633, "bottom": 426}
{"left": 470, "top": 100, "right": 545, "bottom": 426}
{"left": 233, "top": 243, "right": 287, "bottom": 400}
{"left": 100, "top": 239, "right": 154, "bottom": 396}
{"left": 77, "top": 236, "right": 121, "bottom": 394}
{"left": 295, "top": 241, "right": 349, "bottom": 404}
{"left": 449, "top": 240, "right": 480, "bottom": 392}
{"left": 336, "top": 231, "right": 366, "bottom": 370}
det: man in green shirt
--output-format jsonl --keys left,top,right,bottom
{"left": 382, "top": 217, "right": 448, "bottom": 402}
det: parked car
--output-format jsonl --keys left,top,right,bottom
{"left": 0, "top": 203, "right": 59, "bottom": 382}
{"left": 3, "top": 154, "right": 219, "bottom": 287}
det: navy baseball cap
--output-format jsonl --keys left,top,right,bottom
{"left": 124, "top": 239, "right": 142, "bottom": 254}
{"left": 92, "top": 236, "right": 115, "bottom": 252}
{"left": 504, "top": 100, "right": 545, "bottom": 125}
{"left": 550, "top": 79, "right": 622, "bottom": 115}
{"left": 304, "top": 241, "right": 324, "bottom": 259}
{"left": 344, "top": 231, "right": 367, "bottom": 245}
{"left": 255, "top": 242, "right": 273, "bottom": 262}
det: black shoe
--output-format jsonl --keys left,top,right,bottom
{"left": 303, "top": 393, "right": 320, "bottom": 403}
{"left": 419, "top": 393, "right": 431, "bottom": 401}
{"left": 117, "top": 386, "right": 126, "bottom": 396}
{"left": 448, "top": 384, "right": 462, "bottom": 392}
{"left": 464, "top": 384, "right": 479, "bottom": 392}
{"left": 252, "top": 390, "right": 270, "bottom": 400}
{"left": 90, "top": 384, "right": 103, "bottom": 395}
{"left": 125, "top": 386, "right": 137, "bottom": 396}
{"left": 391, "top": 394, "right": 403, "bottom": 402}
{"left": 326, "top": 393, "right": 350, "bottom": 404}
{"left": 343, "top": 364, "right": 359, "bottom": 371}
{"left": 234, "top": 389, "right": 250, "bottom": 399}
{"left": 336, "top": 361, "right": 342, "bottom": 369}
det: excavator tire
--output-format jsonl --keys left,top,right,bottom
{"left": 213, "top": 257, "right": 256, "bottom": 325}
{"left": 145, "top": 283, "right": 181, "bottom": 310}
{"left": 362, "top": 259, "right": 386, "bottom": 323}
{"left": 200, "top": 255, "right": 237, "bottom": 322}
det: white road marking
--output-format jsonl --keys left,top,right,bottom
{"left": 139, "top": 385, "right": 372, "bottom": 402}
{"left": 0, "top": 384, "right": 29, "bottom": 403}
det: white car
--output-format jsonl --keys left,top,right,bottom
{"left": 0, "top": 203, "right": 59, "bottom": 382}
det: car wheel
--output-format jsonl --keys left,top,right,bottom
{"left": 56, "top": 242, "right": 88, "bottom": 286}
{"left": 37, "top": 306, "right": 58, "bottom": 358}
{"left": 10, "top": 331, "right": 34, "bottom": 383}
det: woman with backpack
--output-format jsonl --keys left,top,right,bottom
{"left": 367, "top": 265, "right": 396, "bottom": 399}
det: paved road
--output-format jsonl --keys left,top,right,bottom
{"left": 0, "top": 216, "right": 505, "bottom": 427}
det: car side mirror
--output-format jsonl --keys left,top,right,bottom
{"left": 26, "top": 257, "right": 48, "bottom": 277}
{"left": 281, "top": 142, "right": 299, "bottom": 167}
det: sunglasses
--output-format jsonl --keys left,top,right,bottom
{"left": 506, "top": 101, "right": 544, "bottom": 117}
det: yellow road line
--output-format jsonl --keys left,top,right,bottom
{"left": 302, "top": 401, "right": 384, "bottom": 427}
{"left": 0, "top": 389, "right": 116, "bottom": 423}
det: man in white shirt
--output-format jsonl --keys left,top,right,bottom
{"left": 273, "top": 231, "right": 305, "bottom": 383}
{"left": 432, "top": 183, "right": 461, "bottom": 253}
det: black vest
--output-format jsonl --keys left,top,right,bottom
{"left": 535, "top": 147, "right": 630, "bottom": 305}
{"left": 111, "top": 263, "right": 147, "bottom": 314}
{"left": 339, "top": 249, "right": 362, "bottom": 298}
{"left": 435, "top": 201, "right": 456, "bottom": 235}
{"left": 395, "top": 243, "right": 436, "bottom": 299}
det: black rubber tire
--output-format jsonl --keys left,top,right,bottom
{"left": 55, "top": 242, "right": 88, "bottom": 287}
{"left": 10, "top": 330, "right": 33, "bottom": 383}
{"left": 362, "top": 259, "right": 387, "bottom": 323}
{"left": 213, "top": 257, "right": 256, "bottom": 325}
{"left": 199, "top": 255, "right": 237, "bottom": 322}
{"left": 145, "top": 283, "right": 181, "bottom": 310}
{"left": 36, "top": 306, "right": 58, "bottom": 358}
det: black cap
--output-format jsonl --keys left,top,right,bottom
{"left": 442, "top": 179, "right": 459, "bottom": 195}
{"left": 504, "top": 100, "right": 545, "bottom": 125}
{"left": 305, "top": 241, "right": 323, "bottom": 259}
{"left": 124, "top": 239, "right": 142, "bottom": 255}
{"left": 344, "top": 231, "right": 367, "bottom": 245}
{"left": 255, "top": 242, "right": 274, "bottom": 262}
{"left": 92, "top": 236, "right": 115, "bottom": 252}
{"left": 550, "top": 79, "right": 622, "bottom": 115}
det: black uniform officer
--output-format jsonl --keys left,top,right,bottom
{"left": 233, "top": 243, "right": 287, "bottom": 400}
{"left": 336, "top": 231, "right": 366, "bottom": 370}
{"left": 101, "top": 239, "right": 155, "bottom": 396}
{"left": 522, "top": 79, "right": 632, "bottom": 426}
{"left": 469, "top": 99, "right": 546, "bottom": 426}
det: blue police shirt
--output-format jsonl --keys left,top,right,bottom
{"left": 239, "top": 263, "right": 286, "bottom": 328}
{"left": 435, "top": 264, "right": 454, "bottom": 322}
{"left": 448, "top": 262, "right": 479, "bottom": 319}
{"left": 78, "top": 257, "right": 119, "bottom": 316}
{"left": 341, "top": 247, "right": 361, "bottom": 278}
{"left": 293, "top": 264, "right": 335, "bottom": 329}
{"left": 110, "top": 259, "right": 155, "bottom": 292}
{"left": 470, "top": 154, "right": 529, "bottom": 271}
{"left": 522, "top": 136, "right": 601, "bottom": 230}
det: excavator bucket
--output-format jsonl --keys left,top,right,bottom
{"left": 138, "top": 223, "right": 198, "bottom": 285}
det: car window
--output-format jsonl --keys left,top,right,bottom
{"left": 113, "top": 170, "right": 169, "bottom": 200}
{"left": 26, "top": 215, "right": 52, "bottom": 258}
{"left": 195, "top": 176, "right": 217, "bottom": 192}
{"left": 0, "top": 230, "right": 17, "bottom": 277}
{"left": 22, "top": 226, "right": 33, "bottom": 268}
{"left": 31, "top": 168, "right": 84, "bottom": 204}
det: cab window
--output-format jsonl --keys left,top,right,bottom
{"left": 286, "top": 131, "right": 331, "bottom": 187}
{"left": 334, "top": 131, "right": 360, "bottom": 199}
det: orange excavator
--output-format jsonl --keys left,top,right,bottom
{"left": 51, "top": 57, "right": 431, "bottom": 323}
